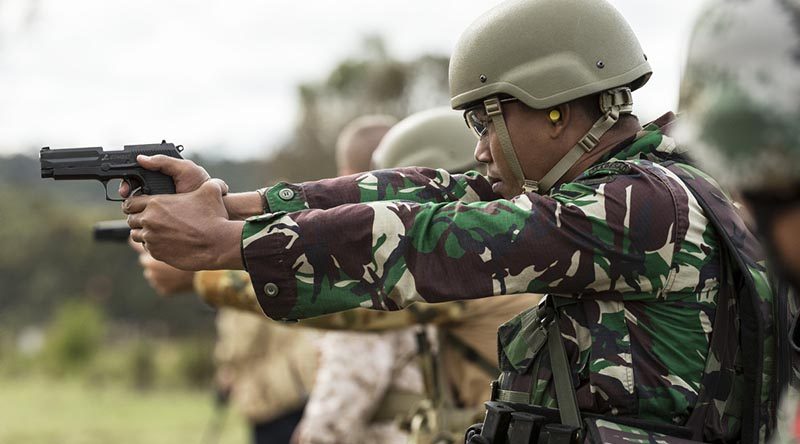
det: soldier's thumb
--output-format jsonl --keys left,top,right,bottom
{"left": 136, "top": 154, "right": 184, "bottom": 176}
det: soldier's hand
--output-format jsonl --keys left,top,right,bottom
{"left": 118, "top": 154, "right": 216, "bottom": 198}
{"left": 123, "top": 180, "right": 244, "bottom": 271}
{"left": 138, "top": 252, "right": 196, "bottom": 296}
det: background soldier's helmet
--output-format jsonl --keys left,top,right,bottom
{"left": 680, "top": 0, "right": 800, "bottom": 192}
{"left": 449, "top": 0, "right": 651, "bottom": 111}
{"left": 448, "top": 0, "right": 652, "bottom": 194}
{"left": 372, "top": 107, "right": 478, "bottom": 173}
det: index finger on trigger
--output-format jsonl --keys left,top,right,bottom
{"left": 119, "top": 180, "right": 131, "bottom": 199}
{"left": 122, "top": 194, "right": 153, "bottom": 215}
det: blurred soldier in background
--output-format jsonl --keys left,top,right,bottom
{"left": 133, "top": 224, "right": 316, "bottom": 444}
{"left": 292, "top": 114, "right": 425, "bottom": 444}
{"left": 368, "top": 107, "right": 541, "bottom": 444}
{"left": 679, "top": 0, "right": 800, "bottom": 442}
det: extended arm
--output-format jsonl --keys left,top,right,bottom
{"left": 243, "top": 162, "right": 686, "bottom": 321}
{"left": 194, "top": 269, "right": 468, "bottom": 330}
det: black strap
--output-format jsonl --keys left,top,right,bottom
{"left": 546, "top": 296, "right": 583, "bottom": 429}
{"left": 663, "top": 161, "right": 764, "bottom": 443}
{"left": 443, "top": 331, "right": 500, "bottom": 378}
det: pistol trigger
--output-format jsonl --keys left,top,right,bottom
{"left": 101, "top": 180, "right": 122, "bottom": 202}
{"left": 123, "top": 177, "right": 144, "bottom": 198}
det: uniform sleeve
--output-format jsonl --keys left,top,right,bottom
{"left": 266, "top": 167, "right": 496, "bottom": 212}
{"left": 193, "top": 270, "right": 265, "bottom": 315}
{"left": 243, "top": 162, "right": 689, "bottom": 321}
{"left": 195, "top": 270, "right": 465, "bottom": 329}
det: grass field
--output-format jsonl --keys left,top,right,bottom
{"left": 0, "top": 377, "right": 248, "bottom": 444}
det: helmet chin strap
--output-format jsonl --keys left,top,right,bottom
{"left": 484, "top": 87, "right": 634, "bottom": 195}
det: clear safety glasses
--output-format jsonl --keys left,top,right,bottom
{"left": 462, "top": 97, "right": 518, "bottom": 139}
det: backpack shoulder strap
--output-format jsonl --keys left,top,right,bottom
{"left": 663, "top": 161, "right": 774, "bottom": 443}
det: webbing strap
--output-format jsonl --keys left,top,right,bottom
{"left": 497, "top": 388, "right": 530, "bottom": 404}
{"left": 537, "top": 107, "right": 620, "bottom": 193}
{"left": 547, "top": 299, "right": 583, "bottom": 428}
{"left": 537, "top": 87, "right": 632, "bottom": 193}
{"left": 371, "top": 389, "right": 427, "bottom": 422}
{"left": 484, "top": 98, "right": 539, "bottom": 193}
{"left": 444, "top": 331, "right": 500, "bottom": 379}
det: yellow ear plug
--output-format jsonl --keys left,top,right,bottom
{"left": 549, "top": 109, "right": 561, "bottom": 123}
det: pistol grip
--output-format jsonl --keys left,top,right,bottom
{"left": 140, "top": 169, "right": 177, "bottom": 195}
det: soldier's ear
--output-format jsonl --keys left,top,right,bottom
{"left": 548, "top": 104, "right": 569, "bottom": 139}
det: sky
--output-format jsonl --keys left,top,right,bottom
{"left": 0, "top": 0, "right": 708, "bottom": 159}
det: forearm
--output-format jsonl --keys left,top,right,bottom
{"left": 223, "top": 192, "right": 263, "bottom": 220}
{"left": 266, "top": 167, "right": 496, "bottom": 213}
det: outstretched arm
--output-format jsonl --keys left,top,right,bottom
{"left": 243, "top": 163, "right": 686, "bottom": 321}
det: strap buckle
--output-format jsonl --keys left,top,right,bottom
{"left": 484, "top": 98, "right": 502, "bottom": 116}
{"left": 577, "top": 133, "right": 601, "bottom": 153}
{"left": 600, "top": 87, "right": 633, "bottom": 113}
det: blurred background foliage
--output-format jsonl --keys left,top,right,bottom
{"left": 0, "top": 32, "right": 448, "bottom": 442}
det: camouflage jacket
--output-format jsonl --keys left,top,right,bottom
{"left": 241, "top": 113, "right": 723, "bottom": 425}
{"left": 195, "top": 270, "right": 540, "bottom": 408}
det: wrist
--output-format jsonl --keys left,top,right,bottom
{"left": 212, "top": 220, "right": 246, "bottom": 270}
{"left": 223, "top": 192, "right": 264, "bottom": 220}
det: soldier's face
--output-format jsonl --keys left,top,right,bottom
{"left": 744, "top": 191, "right": 800, "bottom": 287}
{"left": 474, "top": 101, "right": 569, "bottom": 199}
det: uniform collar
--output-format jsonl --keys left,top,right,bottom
{"left": 595, "top": 112, "right": 686, "bottom": 166}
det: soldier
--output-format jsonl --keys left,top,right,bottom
{"left": 290, "top": 114, "right": 428, "bottom": 444}
{"left": 679, "top": 0, "right": 800, "bottom": 442}
{"left": 122, "top": 0, "right": 777, "bottom": 441}
{"left": 183, "top": 108, "right": 540, "bottom": 444}
{"left": 370, "top": 107, "right": 542, "bottom": 444}
{"left": 132, "top": 244, "right": 317, "bottom": 444}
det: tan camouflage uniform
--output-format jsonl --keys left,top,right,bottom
{"left": 299, "top": 328, "right": 423, "bottom": 444}
{"left": 195, "top": 272, "right": 318, "bottom": 424}
{"left": 196, "top": 269, "right": 540, "bottom": 439}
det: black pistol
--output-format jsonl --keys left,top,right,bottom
{"left": 40, "top": 140, "right": 184, "bottom": 201}
{"left": 93, "top": 220, "right": 132, "bottom": 243}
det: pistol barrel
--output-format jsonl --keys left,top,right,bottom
{"left": 93, "top": 220, "right": 132, "bottom": 243}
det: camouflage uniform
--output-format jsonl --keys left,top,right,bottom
{"left": 213, "top": 308, "right": 317, "bottom": 424}
{"left": 195, "top": 272, "right": 318, "bottom": 425}
{"left": 240, "top": 113, "right": 733, "bottom": 429}
{"left": 299, "top": 328, "right": 423, "bottom": 444}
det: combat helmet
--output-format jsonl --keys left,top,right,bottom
{"left": 449, "top": 0, "right": 652, "bottom": 194}
{"left": 372, "top": 107, "right": 478, "bottom": 173}
{"left": 679, "top": 0, "right": 800, "bottom": 193}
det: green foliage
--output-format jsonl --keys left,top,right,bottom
{"left": 128, "top": 339, "right": 157, "bottom": 390}
{"left": 43, "top": 301, "right": 106, "bottom": 376}
{"left": 175, "top": 340, "right": 215, "bottom": 388}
